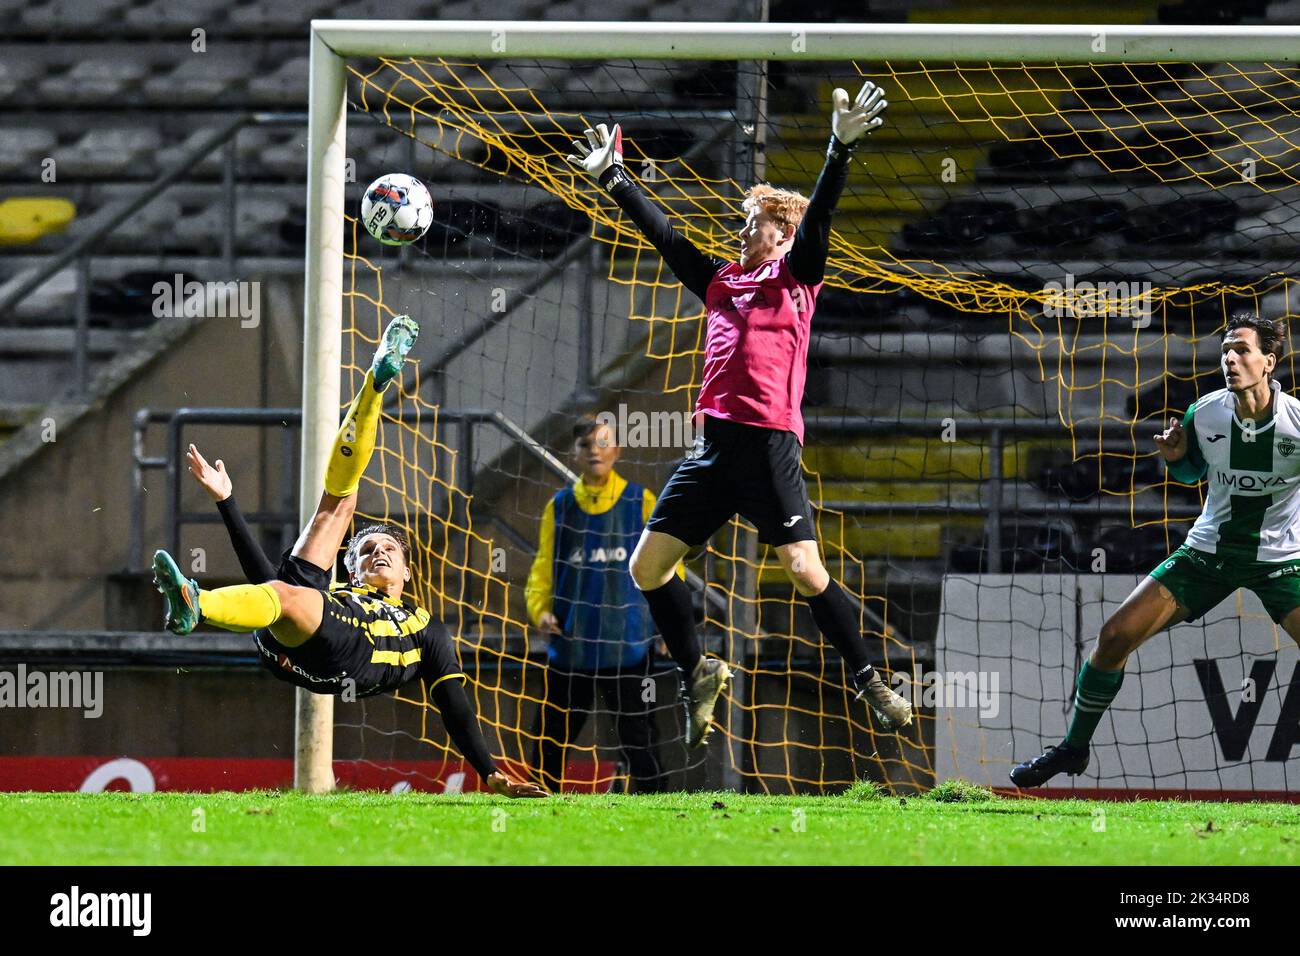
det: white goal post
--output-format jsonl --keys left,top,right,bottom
{"left": 297, "top": 20, "right": 1300, "bottom": 792}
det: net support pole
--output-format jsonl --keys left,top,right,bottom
{"left": 295, "top": 29, "right": 348, "bottom": 795}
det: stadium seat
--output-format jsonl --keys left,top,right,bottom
{"left": 333, "top": 0, "right": 437, "bottom": 17}
{"left": 38, "top": 59, "right": 149, "bottom": 105}
{"left": 0, "top": 197, "right": 76, "bottom": 246}
{"left": 546, "top": 0, "right": 646, "bottom": 19}
{"left": 251, "top": 131, "right": 304, "bottom": 179}
{"left": 156, "top": 127, "right": 280, "bottom": 179}
{"left": 563, "top": 59, "right": 662, "bottom": 107}
{"left": 1230, "top": 203, "right": 1300, "bottom": 250}
{"left": 1017, "top": 199, "right": 1128, "bottom": 248}
{"left": 0, "top": 129, "right": 58, "bottom": 177}
{"left": 170, "top": 196, "right": 292, "bottom": 251}
{"left": 0, "top": 54, "right": 46, "bottom": 101}
{"left": 900, "top": 199, "right": 1018, "bottom": 250}
{"left": 58, "top": 128, "right": 163, "bottom": 178}
{"left": 226, "top": 1, "right": 333, "bottom": 32}
{"left": 1264, "top": 0, "right": 1300, "bottom": 20}
{"left": 1121, "top": 197, "right": 1238, "bottom": 245}
{"left": 645, "top": 0, "right": 741, "bottom": 18}
{"left": 21, "top": 0, "right": 127, "bottom": 32}
{"left": 124, "top": 0, "right": 229, "bottom": 30}
{"left": 142, "top": 54, "right": 253, "bottom": 105}
{"left": 99, "top": 197, "right": 184, "bottom": 252}
{"left": 247, "top": 56, "right": 311, "bottom": 106}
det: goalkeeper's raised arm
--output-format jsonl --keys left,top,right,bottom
{"left": 568, "top": 122, "right": 723, "bottom": 301}
{"left": 567, "top": 80, "right": 887, "bottom": 296}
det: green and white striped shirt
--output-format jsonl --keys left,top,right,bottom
{"left": 1168, "top": 379, "right": 1300, "bottom": 562}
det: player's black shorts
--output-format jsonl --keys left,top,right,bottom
{"left": 253, "top": 552, "right": 464, "bottom": 698}
{"left": 646, "top": 414, "right": 815, "bottom": 547}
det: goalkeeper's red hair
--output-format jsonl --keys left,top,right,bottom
{"left": 742, "top": 183, "right": 811, "bottom": 232}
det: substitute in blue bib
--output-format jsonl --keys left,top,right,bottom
{"left": 525, "top": 415, "right": 682, "bottom": 793}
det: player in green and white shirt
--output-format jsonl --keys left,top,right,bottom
{"left": 1012, "top": 315, "right": 1300, "bottom": 787}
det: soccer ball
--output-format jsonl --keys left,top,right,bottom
{"left": 361, "top": 173, "right": 434, "bottom": 246}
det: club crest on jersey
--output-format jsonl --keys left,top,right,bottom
{"left": 1280, "top": 437, "right": 1295, "bottom": 457}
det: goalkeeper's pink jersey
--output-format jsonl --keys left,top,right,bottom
{"left": 697, "top": 255, "right": 820, "bottom": 445}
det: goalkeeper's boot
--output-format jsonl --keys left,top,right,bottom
{"left": 371, "top": 314, "right": 420, "bottom": 390}
{"left": 853, "top": 666, "right": 913, "bottom": 731}
{"left": 152, "top": 549, "right": 200, "bottom": 636}
{"left": 684, "top": 657, "right": 732, "bottom": 749}
{"left": 1009, "top": 742, "right": 1089, "bottom": 788}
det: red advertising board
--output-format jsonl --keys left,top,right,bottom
{"left": 0, "top": 756, "right": 615, "bottom": 793}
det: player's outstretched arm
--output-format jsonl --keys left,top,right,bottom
{"left": 788, "top": 80, "right": 888, "bottom": 286}
{"left": 568, "top": 123, "right": 724, "bottom": 302}
{"left": 187, "top": 443, "right": 278, "bottom": 584}
{"left": 292, "top": 314, "right": 419, "bottom": 572}
{"left": 430, "top": 679, "right": 547, "bottom": 797}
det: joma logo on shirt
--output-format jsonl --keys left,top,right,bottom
{"left": 1216, "top": 472, "right": 1294, "bottom": 490}
{"left": 567, "top": 546, "right": 629, "bottom": 564}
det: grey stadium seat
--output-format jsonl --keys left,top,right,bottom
{"left": 39, "top": 59, "right": 150, "bottom": 105}
{"left": 0, "top": 129, "right": 58, "bottom": 177}
{"left": 227, "top": 0, "right": 333, "bottom": 31}
{"left": 143, "top": 54, "right": 252, "bottom": 105}
{"left": 22, "top": 0, "right": 128, "bottom": 31}
{"left": 58, "top": 128, "right": 163, "bottom": 178}
{"left": 154, "top": 127, "right": 278, "bottom": 177}
{"left": 247, "top": 56, "right": 310, "bottom": 106}
{"left": 333, "top": 0, "right": 436, "bottom": 18}
{"left": 171, "top": 195, "right": 291, "bottom": 249}
{"left": 124, "top": 0, "right": 230, "bottom": 31}
{"left": 0, "top": 55, "right": 47, "bottom": 102}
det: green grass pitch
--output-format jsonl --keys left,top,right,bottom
{"left": 4, "top": 785, "right": 1300, "bottom": 865}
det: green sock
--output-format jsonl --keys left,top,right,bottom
{"left": 1064, "top": 660, "right": 1124, "bottom": 748}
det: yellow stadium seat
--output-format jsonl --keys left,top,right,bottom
{"left": 0, "top": 197, "right": 76, "bottom": 246}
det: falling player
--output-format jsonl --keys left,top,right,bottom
{"left": 153, "top": 315, "right": 545, "bottom": 798}
{"left": 567, "top": 80, "right": 913, "bottom": 747}
{"left": 1013, "top": 316, "right": 1300, "bottom": 786}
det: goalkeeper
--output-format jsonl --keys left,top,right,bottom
{"left": 153, "top": 315, "right": 544, "bottom": 798}
{"left": 567, "top": 80, "right": 912, "bottom": 747}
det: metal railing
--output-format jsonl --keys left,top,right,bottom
{"left": 130, "top": 407, "right": 302, "bottom": 573}
{"left": 1, "top": 111, "right": 308, "bottom": 397}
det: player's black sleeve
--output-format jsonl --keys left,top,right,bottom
{"left": 215, "top": 495, "right": 278, "bottom": 584}
{"left": 787, "top": 136, "right": 854, "bottom": 286}
{"left": 430, "top": 679, "right": 497, "bottom": 781}
{"left": 598, "top": 166, "right": 725, "bottom": 302}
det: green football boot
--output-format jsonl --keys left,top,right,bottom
{"left": 152, "top": 549, "right": 201, "bottom": 636}
{"left": 371, "top": 314, "right": 420, "bottom": 390}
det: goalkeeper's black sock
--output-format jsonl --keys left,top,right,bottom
{"left": 641, "top": 576, "right": 701, "bottom": 674}
{"left": 804, "top": 579, "right": 873, "bottom": 678}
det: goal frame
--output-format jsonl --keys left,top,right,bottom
{"left": 298, "top": 20, "right": 1300, "bottom": 792}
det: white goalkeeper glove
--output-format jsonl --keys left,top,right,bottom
{"left": 567, "top": 123, "right": 629, "bottom": 191}
{"left": 828, "top": 80, "right": 887, "bottom": 161}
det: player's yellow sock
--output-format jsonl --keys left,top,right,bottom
{"left": 324, "top": 368, "right": 384, "bottom": 498}
{"left": 197, "top": 583, "right": 282, "bottom": 632}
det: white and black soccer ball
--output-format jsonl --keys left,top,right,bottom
{"left": 361, "top": 173, "right": 434, "bottom": 246}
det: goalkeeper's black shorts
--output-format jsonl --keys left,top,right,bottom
{"left": 646, "top": 414, "right": 816, "bottom": 547}
{"left": 253, "top": 552, "right": 465, "bottom": 697}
